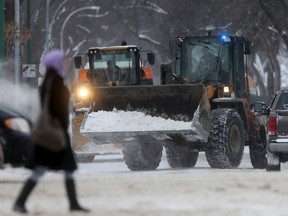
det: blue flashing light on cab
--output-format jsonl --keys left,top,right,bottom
{"left": 221, "top": 34, "right": 231, "bottom": 42}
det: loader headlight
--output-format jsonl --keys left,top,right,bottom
{"left": 223, "top": 86, "right": 230, "bottom": 93}
{"left": 74, "top": 83, "right": 92, "bottom": 101}
{"left": 222, "top": 85, "right": 235, "bottom": 98}
{"left": 78, "top": 88, "right": 89, "bottom": 98}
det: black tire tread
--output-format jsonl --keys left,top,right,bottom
{"left": 166, "top": 145, "right": 199, "bottom": 168}
{"left": 122, "top": 142, "right": 162, "bottom": 171}
{"left": 205, "top": 108, "right": 245, "bottom": 169}
{"left": 249, "top": 127, "right": 267, "bottom": 169}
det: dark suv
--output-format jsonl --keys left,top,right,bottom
{"left": 266, "top": 89, "right": 288, "bottom": 171}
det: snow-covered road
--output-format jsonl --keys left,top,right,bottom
{"left": 1, "top": 149, "right": 288, "bottom": 216}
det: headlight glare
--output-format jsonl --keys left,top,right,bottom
{"left": 78, "top": 88, "right": 89, "bottom": 97}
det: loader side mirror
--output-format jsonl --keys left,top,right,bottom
{"left": 74, "top": 56, "right": 82, "bottom": 69}
{"left": 244, "top": 41, "right": 251, "bottom": 55}
{"left": 147, "top": 52, "right": 155, "bottom": 65}
{"left": 254, "top": 103, "right": 262, "bottom": 116}
{"left": 254, "top": 102, "right": 268, "bottom": 116}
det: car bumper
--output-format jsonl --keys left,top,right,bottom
{"left": 268, "top": 139, "right": 288, "bottom": 152}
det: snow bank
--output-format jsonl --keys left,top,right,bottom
{"left": 81, "top": 109, "right": 192, "bottom": 133}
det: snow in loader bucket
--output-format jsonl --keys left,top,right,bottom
{"left": 80, "top": 84, "right": 205, "bottom": 144}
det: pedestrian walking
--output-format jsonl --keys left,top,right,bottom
{"left": 13, "top": 50, "right": 90, "bottom": 214}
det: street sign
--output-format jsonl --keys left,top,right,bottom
{"left": 22, "top": 64, "right": 36, "bottom": 78}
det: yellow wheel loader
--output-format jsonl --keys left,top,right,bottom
{"left": 71, "top": 45, "right": 155, "bottom": 152}
{"left": 72, "top": 45, "right": 155, "bottom": 112}
{"left": 77, "top": 35, "right": 268, "bottom": 171}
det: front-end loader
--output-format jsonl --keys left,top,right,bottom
{"left": 79, "top": 35, "right": 268, "bottom": 171}
{"left": 72, "top": 45, "right": 155, "bottom": 112}
{"left": 71, "top": 44, "right": 155, "bottom": 151}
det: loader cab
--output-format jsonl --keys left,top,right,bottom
{"left": 87, "top": 45, "right": 154, "bottom": 86}
{"left": 172, "top": 35, "right": 251, "bottom": 98}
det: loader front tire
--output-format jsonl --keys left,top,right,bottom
{"left": 122, "top": 142, "right": 163, "bottom": 171}
{"left": 205, "top": 108, "right": 244, "bottom": 169}
{"left": 166, "top": 145, "right": 198, "bottom": 168}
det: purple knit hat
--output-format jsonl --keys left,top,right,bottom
{"left": 42, "top": 49, "right": 66, "bottom": 77}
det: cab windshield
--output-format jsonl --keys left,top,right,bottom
{"left": 176, "top": 37, "right": 230, "bottom": 83}
{"left": 90, "top": 49, "right": 137, "bottom": 86}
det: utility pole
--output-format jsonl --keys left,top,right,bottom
{"left": 45, "top": 0, "right": 51, "bottom": 52}
{"left": 26, "top": 0, "right": 33, "bottom": 88}
{"left": 0, "top": 0, "right": 4, "bottom": 60}
{"left": 15, "top": 0, "right": 20, "bottom": 85}
{"left": 26, "top": 0, "right": 31, "bottom": 64}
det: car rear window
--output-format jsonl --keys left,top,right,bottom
{"left": 276, "top": 93, "right": 288, "bottom": 110}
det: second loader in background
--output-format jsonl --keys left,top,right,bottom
{"left": 77, "top": 34, "right": 269, "bottom": 171}
{"left": 71, "top": 44, "right": 155, "bottom": 151}
{"left": 73, "top": 44, "right": 155, "bottom": 113}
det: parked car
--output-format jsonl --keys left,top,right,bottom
{"left": 0, "top": 104, "right": 33, "bottom": 168}
{"left": 265, "top": 89, "right": 288, "bottom": 171}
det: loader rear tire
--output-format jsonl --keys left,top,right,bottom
{"left": 249, "top": 126, "right": 267, "bottom": 169}
{"left": 122, "top": 142, "right": 163, "bottom": 171}
{"left": 166, "top": 145, "right": 198, "bottom": 168}
{"left": 205, "top": 108, "right": 244, "bottom": 169}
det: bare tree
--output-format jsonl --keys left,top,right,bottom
{"left": 259, "top": 0, "right": 288, "bottom": 47}
{"left": 14, "top": 0, "right": 288, "bottom": 94}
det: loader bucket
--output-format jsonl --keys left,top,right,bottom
{"left": 80, "top": 83, "right": 206, "bottom": 146}
{"left": 92, "top": 84, "right": 204, "bottom": 121}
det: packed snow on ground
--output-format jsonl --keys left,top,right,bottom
{"left": 80, "top": 109, "right": 193, "bottom": 133}
{"left": 1, "top": 152, "right": 288, "bottom": 216}
{"left": 1, "top": 94, "right": 288, "bottom": 216}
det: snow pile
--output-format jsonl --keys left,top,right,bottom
{"left": 81, "top": 109, "right": 192, "bottom": 133}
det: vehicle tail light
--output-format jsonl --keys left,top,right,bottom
{"left": 268, "top": 117, "right": 277, "bottom": 135}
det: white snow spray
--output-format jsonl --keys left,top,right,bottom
{"left": 0, "top": 60, "right": 40, "bottom": 121}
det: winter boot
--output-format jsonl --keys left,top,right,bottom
{"left": 13, "top": 179, "right": 36, "bottom": 214}
{"left": 65, "top": 179, "right": 90, "bottom": 212}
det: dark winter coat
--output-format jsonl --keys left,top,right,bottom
{"left": 26, "top": 69, "right": 77, "bottom": 171}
